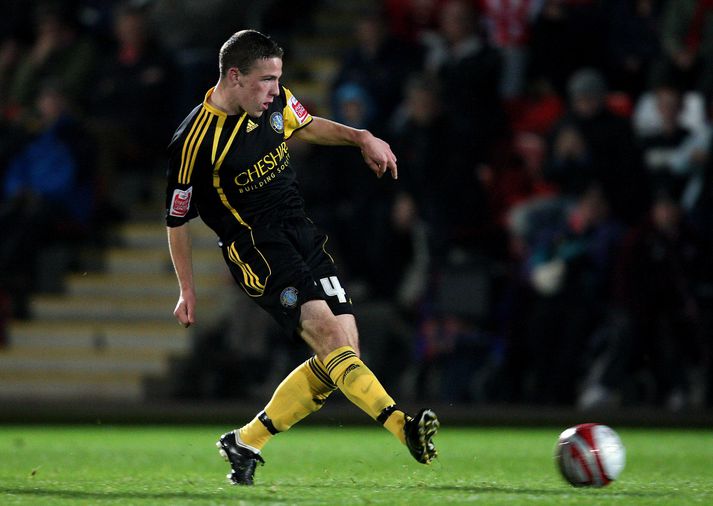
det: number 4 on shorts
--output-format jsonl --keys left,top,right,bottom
{"left": 320, "top": 276, "right": 347, "bottom": 303}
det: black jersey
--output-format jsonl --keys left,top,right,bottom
{"left": 165, "top": 86, "right": 313, "bottom": 241}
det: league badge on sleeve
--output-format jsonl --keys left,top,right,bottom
{"left": 288, "top": 96, "right": 309, "bottom": 124}
{"left": 169, "top": 187, "right": 193, "bottom": 217}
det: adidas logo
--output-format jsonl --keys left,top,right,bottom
{"left": 246, "top": 120, "right": 258, "bottom": 133}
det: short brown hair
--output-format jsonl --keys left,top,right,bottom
{"left": 219, "top": 30, "right": 284, "bottom": 77}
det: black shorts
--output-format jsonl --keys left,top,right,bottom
{"left": 221, "top": 217, "right": 353, "bottom": 337}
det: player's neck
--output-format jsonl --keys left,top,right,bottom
{"left": 209, "top": 82, "right": 244, "bottom": 116}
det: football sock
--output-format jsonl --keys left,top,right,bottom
{"left": 323, "top": 346, "right": 407, "bottom": 443}
{"left": 379, "top": 405, "right": 407, "bottom": 445}
{"left": 238, "top": 356, "right": 336, "bottom": 451}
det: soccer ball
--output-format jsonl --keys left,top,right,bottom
{"left": 555, "top": 423, "right": 626, "bottom": 487}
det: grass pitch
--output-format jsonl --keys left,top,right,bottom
{"left": 0, "top": 424, "right": 711, "bottom": 505}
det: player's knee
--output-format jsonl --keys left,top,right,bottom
{"left": 300, "top": 316, "right": 350, "bottom": 360}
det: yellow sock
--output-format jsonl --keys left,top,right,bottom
{"left": 238, "top": 356, "right": 336, "bottom": 450}
{"left": 383, "top": 410, "right": 407, "bottom": 445}
{"left": 323, "top": 346, "right": 407, "bottom": 443}
{"left": 237, "top": 417, "right": 272, "bottom": 451}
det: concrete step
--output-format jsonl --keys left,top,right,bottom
{"left": 65, "top": 272, "right": 225, "bottom": 298}
{"left": 104, "top": 248, "right": 226, "bottom": 275}
{"left": 0, "top": 348, "right": 172, "bottom": 375}
{"left": 117, "top": 221, "right": 219, "bottom": 249}
{"left": 0, "top": 370, "right": 144, "bottom": 400}
{"left": 29, "top": 293, "right": 222, "bottom": 322}
{"left": 8, "top": 320, "right": 192, "bottom": 352}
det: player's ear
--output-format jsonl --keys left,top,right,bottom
{"left": 230, "top": 68, "right": 242, "bottom": 86}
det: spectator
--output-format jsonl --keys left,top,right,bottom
{"left": 479, "top": 0, "right": 537, "bottom": 99}
{"left": 655, "top": 0, "right": 713, "bottom": 95}
{"left": 90, "top": 2, "right": 174, "bottom": 206}
{"left": 520, "top": 184, "right": 624, "bottom": 404}
{"left": 527, "top": 0, "right": 607, "bottom": 97}
{"left": 507, "top": 76, "right": 566, "bottom": 135}
{"left": 390, "top": 74, "right": 451, "bottom": 256}
{"left": 606, "top": 0, "right": 663, "bottom": 100}
{"left": 635, "top": 82, "right": 713, "bottom": 218}
{"left": 543, "top": 122, "right": 597, "bottom": 198}
{"left": 148, "top": 0, "right": 248, "bottom": 117}
{"left": 8, "top": 1, "right": 97, "bottom": 114}
{"left": 298, "top": 82, "right": 396, "bottom": 300}
{"left": 0, "top": 82, "right": 97, "bottom": 318}
{"left": 0, "top": 36, "right": 23, "bottom": 118}
{"left": 686, "top": 120, "right": 713, "bottom": 233}
{"left": 481, "top": 131, "right": 559, "bottom": 233}
{"left": 423, "top": 0, "right": 506, "bottom": 164}
{"left": 331, "top": 83, "right": 376, "bottom": 130}
{"left": 580, "top": 191, "right": 711, "bottom": 410}
{"left": 635, "top": 84, "right": 708, "bottom": 202}
{"left": 332, "top": 11, "right": 423, "bottom": 129}
{"left": 545, "top": 68, "right": 648, "bottom": 223}
{"left": 633, "top": 84, "right": 707, "bottom": 138}
{"left": 385, "top": 0, "right": 443, "bottom": 44}
{"left": 416, "top": 0, "right": 506, "bottom": 254}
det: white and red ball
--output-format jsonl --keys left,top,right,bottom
{"left": 555, "top": 423, "right": 626, "bottom": 487}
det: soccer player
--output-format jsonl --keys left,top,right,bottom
{"left": 164, "top": 30, "right": 439, "bottom": 486}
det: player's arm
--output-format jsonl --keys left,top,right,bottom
{"left": 292, "top": 116, "right": 398, "bottom": 180}
{"left": 167, "top": 223, "right": 196, "bottom": 327}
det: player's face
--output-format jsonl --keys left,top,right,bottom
{"left": 232, "top": 57, "right": 282, "bottom": 117}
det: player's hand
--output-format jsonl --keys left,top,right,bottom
{"left": 173, "top": 290, "right": 196, "bottom": 327}
{"left": 360, "top": 132, "right": 398, "bottom": 180}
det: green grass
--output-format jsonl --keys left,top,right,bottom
{"left": 0, "top": 424, "right": 711, "bottom": 505}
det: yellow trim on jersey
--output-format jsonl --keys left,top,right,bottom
{"left": 211, "top": 114, "right": 226, "bottom": 164}
{"left": 320, "top": 234, "right": 336, "bottom": 265}
{"left": 212, "top": 113, "right": 249, "bottom": 228}
{"left": 179, "top": 108, "right": 208, "bottom": 184}
{"left": 202, "top": 87, "right": 227, "bottom": 117}
{"left": 203, "top": 86, "right": 228, "bottom": 165}
{"left": 186, "top": 112, "right": 213, "bottom": 183}
{"left": 283, "top": 87, "right": 313, "bottom": 139}
{"left": 228, "top": 242, "right": 265, "bottom": 295}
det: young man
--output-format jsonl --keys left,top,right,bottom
{"left": 165, "top": 30, "right": 438, "bottom": 486}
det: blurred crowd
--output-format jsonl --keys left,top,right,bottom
{"left": 1, "top": 0, "right": 712, "bottom": 410}
{"left": 299, "top": 0, "right": 713, "bottom": 412}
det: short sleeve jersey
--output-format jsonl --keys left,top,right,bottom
{"left": 165, "top": 86, "right": 313, "bottom": 241}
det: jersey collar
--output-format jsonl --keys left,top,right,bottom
{"left": 203, "top": 87, "right": 228, "bottom": 117}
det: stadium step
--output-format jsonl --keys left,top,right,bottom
{"left": 103, "top": 248, "right": 225, "bottom": 275}
{"left": 30, "top": 293, "right": 224, "bottom": 322}
{"left": 0, "top": 339, "right": 177, "bottom": 401}
{"left": 0, "top": 369, "right": 145, "bottom": 400}
{"left": 8, "top": 320, "right": 191, "bottom": 352}
{"left": 65, "top": 272, "right": 224, "bottom": 297}
{"left": 3, "top": 213, "right": 231, "bottom": 402}
{"left": 286, "top": 0, "right": 378, "bottom": 113}
{"left": 117, "top": 221, "right": 218, "bottom": 249}
{"left": 0, "top": 347, "right": 170, "bottom": 374}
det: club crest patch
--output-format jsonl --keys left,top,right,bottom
{"left": 169, "top": 187, "right": 192, "bottom": 217}
{"left": 270, "top": 112, "right": 284, "bottom": 133}
{"left": 280, "top": 286, "right": 298, "bottom": 308}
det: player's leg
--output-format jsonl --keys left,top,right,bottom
{"left": 229, "top": 355, "right": 336, "bottom": 450}
{"left": 217, "top": 233, "right": 340, "bottom": 484}
{"left": 218, "top": 354, "right": 336, "bottom": 484}
{"left": 300, "top": 300, "right": 439, "bottom": 463}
